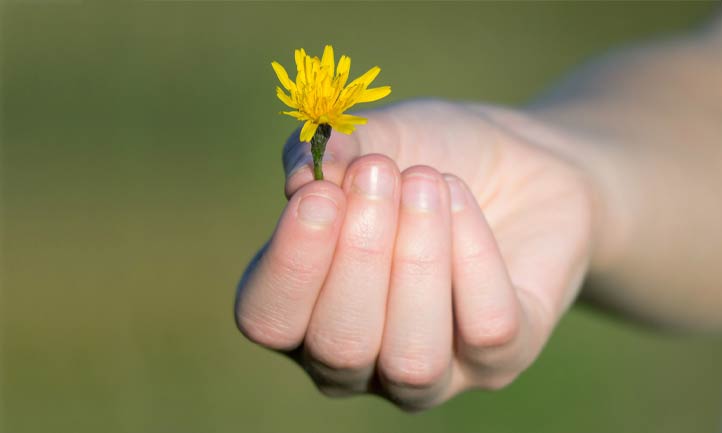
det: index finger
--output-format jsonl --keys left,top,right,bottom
{"left": 235, "top": 181, "right": 347, "bottom": 351}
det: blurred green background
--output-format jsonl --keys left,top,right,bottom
{"left": 2, "top": 2, "right": 722, "bottom": 433}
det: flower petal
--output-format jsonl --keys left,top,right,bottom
{"left": 356, "top": 86, "right": 391, "bottom": 103}
{"left": 295, "top": 48, "right": 307, "bottom": 87}
{"left": 346, "top": 66, "right": 381, "bottom": 90}
{"left": 295, "top": 48, "right": 306, "bottom": 73}
{"left": 300, "top": 120, "right": 319, "bottom": 142}
{"left": 304, "top": 54, "right": 314, "bottom": 87}
{"left": 337, "top": 83, "right": 365, "bottom": 112}
{"left": 274, "top": 47, "right": 389, "bottom": 131}
{"left": 335, "top": 55, "right": 351, "bottom": 88}
{"left": 271, "top": 61, "right": 295, "bottom": 91}
{"left": 331, "top": 114, "right": 367, "bottom": 135}
{"left": 276, "top": 87, "right": 297, "bottom": 108}
{"left": 281, "top": 110, "right": 307, "bottom": 120}
{"left": 332, "top": 123, "right": 356, "bottom": 135}
{"left": 337, "top": 66, "right": 383, "bottom": 111}
{"left": 338, "top": 113, "right": 367, "bottom": 124}
{"left": 321, "top": 45, "right": 335, "bottom": 75}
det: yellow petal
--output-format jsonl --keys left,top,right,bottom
{"left": 337, "top": 83, "right": 365, "bottom": 111}
{"left": 304, "top": 54, "right": 313, "bottom": 86}
{"left": 356, "top": 86, "right": 391, "bottom": 103}
{"left": 321, "top": 45, "right": 335, "bottom": 74}
{"left": 300, "top": 120, "right": 319, "bottom": 142}
{"left": 281, "top": 110, "right": 308, "bottom": 120}
{"left": 337, "top": 66, "right": 382, "bottom": 110}
{"left": 346, "top": 66, "right": 380, "bottom": 90}
{"left": 271, "top": 61, "right": 295, "bottom": 91}
{"left": 332, "top": 123, "right": 356, "bottom": 135}
{"left": 338, "top": 113, "right": 367, "bottom": 124}
{"left": 276, "top": 87, "right": 297, "bottom": 108}
{"left": 331, "top": 114, "right": 367, "bottom": 134}
{"left": 295, "top": 48, "right": 307, "bottom": 87}
{"left": 335, "top": 55, "right": 351, "bottom": 89}
{"left": 274, "top": 47, "right": 390, "bottom": 126}
{"left": 295, "top": 48, "right": 306, "bottom": 73}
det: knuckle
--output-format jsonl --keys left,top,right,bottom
{"left": 343, "top": 237, "right": 387, "bottom": 263}
{"left": 236, "top": 310, "right": 300, "bottom": 351}
{"left": 380, "top": 354, "right": 447, "bottom": 389}
{"left": 305, "top": 328, "right": 377, "bottom": 371}
{"left": 460, "top": 309, "right": 520, "bottom": 349}
{"left": 341, "top": 221, "right": 390, "bottom": 263}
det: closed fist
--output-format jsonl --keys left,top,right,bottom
{"left": 235, "top": 101, "right": 595, "bottom": 410}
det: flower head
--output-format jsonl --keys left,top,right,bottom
{"left": 272, "top": 45, "right": 391, "bottom": 142}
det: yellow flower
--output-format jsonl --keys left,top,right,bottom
{"left": 272, "top": 45, "right": 391, "bottom": 142}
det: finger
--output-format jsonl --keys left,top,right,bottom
{"left": 283, "top": 130, "right": 360, "bottom": 199}
{"left": 378, "top": 166, "right": 453, "bottom": 409}
{"left": 443, "top": 174, "right": 527, "bottom": 386}
{"left": 303, "top": 155, "right": 401, "bottom": 393}
{"left": 235, "top": 181, "right": 346, "bottom": 351}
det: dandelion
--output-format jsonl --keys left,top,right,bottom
{"left": 272, "top": 45, "right": 391, "bottom": 180}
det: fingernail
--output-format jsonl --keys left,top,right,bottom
{"left": 402, "top": 174, "right": 440, "bottom": 211}
{"left": 444, "top": 175, "right": 467, "bottom": 212}
{"left": 297, "top": 194, "right": 338, "bottom": 226}
{"left": 352, "top": 164, "right": 395, "bottom": 199}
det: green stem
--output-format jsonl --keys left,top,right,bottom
{"left": 310, "top": 124, "right": 332, "bottom": 181}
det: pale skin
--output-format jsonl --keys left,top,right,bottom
{"left": 235, "top": 17, "right": 722, "bottom": 410}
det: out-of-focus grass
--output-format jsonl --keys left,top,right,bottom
{"left": 2, "top": 3, "right": 721, "bottom": 433}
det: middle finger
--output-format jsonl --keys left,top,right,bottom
{"left": 304, "top": 154, "right": 401, "bottom": 392}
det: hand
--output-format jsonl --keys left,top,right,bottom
{"left": 235, "top": 100, "right": 595, "bottom": 410}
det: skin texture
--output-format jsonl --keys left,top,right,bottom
{"left": 236, "top": 17, "right": 722, "bottom": 410}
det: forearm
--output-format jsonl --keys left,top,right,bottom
{"left": 527, "top": 22, "right": 722, "bottom": 330}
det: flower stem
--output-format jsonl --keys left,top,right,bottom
{"left": 310, "top": 124, "right": 332, "bottom": 181}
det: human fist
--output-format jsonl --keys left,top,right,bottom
{"left": 236, "top": 101, "right": 595, "bottom": 410}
